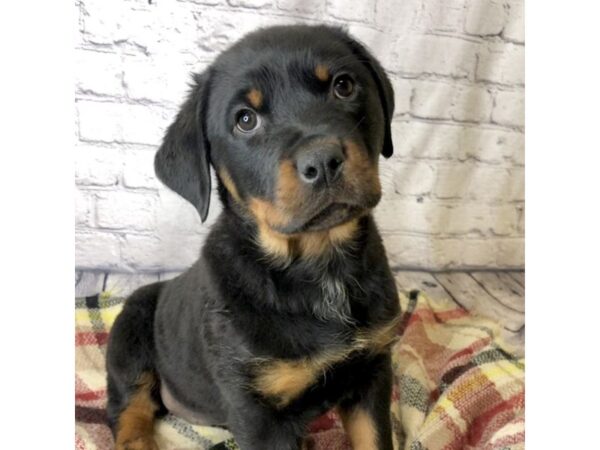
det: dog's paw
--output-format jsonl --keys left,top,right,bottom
{"left": 115, "top": 435, "right": 159, "bottom": 450}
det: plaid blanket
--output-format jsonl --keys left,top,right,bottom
{"left": 75, "top": 285, "right": 524, "bottom": 450}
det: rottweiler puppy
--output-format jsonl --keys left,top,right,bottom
{"left": 106, "top": 24, "right": 401, "bottom": 450}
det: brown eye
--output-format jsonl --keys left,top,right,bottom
{"left": 235, "top": 109, "right": 260, "bottom": 133}
{"left": 333, "top": 74, "right": 355, "bottom": 99}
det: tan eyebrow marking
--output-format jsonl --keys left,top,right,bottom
{"left": 246, "top": 88, "right": 263, "bottom": 109}
{"left": 315, "top": 64, "right": 330, "bottom": 82}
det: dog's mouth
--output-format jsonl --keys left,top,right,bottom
{"left": 274, "top": 203, "right": 365, "bottom": 234}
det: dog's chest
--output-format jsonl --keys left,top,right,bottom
{"left": 248, "top": 314, "right": 400, "bottom": 409}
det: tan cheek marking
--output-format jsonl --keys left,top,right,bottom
{"left": 248, "top": 198, "right": 292, "bottom": 260}
{"left": 339, "top": 407, "right": 379, "bottom": 450}
{"left": 315, "top": 64, "right": 330, "bottom": 82}
{"left": 115, "top": 372, "right": 159, "bottom": 450}
{"left": 344, "top": 139, "right": 382, "bottom": 198}
{"left": 219, "top": 168, "right": 241, "bottom": 203}
{"left": 246, "top": 88, "right": 263, "bottom": 109}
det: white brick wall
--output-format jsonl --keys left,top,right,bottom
{"left": 75, "top": 0, "right": 524, "bottom": 271}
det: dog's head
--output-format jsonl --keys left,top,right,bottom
{"left": 155, "top": 25, "right": 394, "bottom": 260}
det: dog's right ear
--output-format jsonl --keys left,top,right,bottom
{"left": 155, "top": 72, "right": 212, "bottom": 222}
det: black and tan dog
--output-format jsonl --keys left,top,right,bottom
{"left": 106, "top": 25, "right": 401, "bottom": 450}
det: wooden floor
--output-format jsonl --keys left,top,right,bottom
{"left": 76, "top": 269, "right": 525, "bottom": 355}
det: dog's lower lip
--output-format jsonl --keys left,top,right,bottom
{"left": 300, "top": 203, "right": 361, "bottom": 232}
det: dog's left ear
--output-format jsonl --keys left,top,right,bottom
{"left": 343, "top": 36, "right": 395, "bottom": 158}
{"left": 154, "top": 72, "right": 212, "bottom": 222}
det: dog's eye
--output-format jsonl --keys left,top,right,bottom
{"left": 235, "top": 109, "right": 260, "bottom": 133}
{"left": 333, "top": 74, "right": 355, "bottom": 99}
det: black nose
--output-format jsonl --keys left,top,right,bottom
{"left": 296, "top": 144, "right": 345, "bottom": 186}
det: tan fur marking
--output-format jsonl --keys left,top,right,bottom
{"left": 253, "top": 359, "right": 322, "bottom": 409}
{"left": 344, "top": 139, "right": 382, "bottom": 200}
{"left": 315, "top": 64, "right": 330, "bottom": 82}
{"left": 298, "top": 218, "right": 359, "bottom": 258}
{"left": 253, "top": 315, "right": 401, "bottom": 408}
{"left": 339, "top": 407, "right": 379, "bottom": 450}
{"left": 276, "top": 159, "right": 304, "bottom": 211}
{"left": 219, "top": 168, "right": 241, "bottom": 203}
{"left": 247, "top": 88, "right": 263, "bottom": 109}
{"left": 115, "top": 372, "right": 159, "bottom": 450}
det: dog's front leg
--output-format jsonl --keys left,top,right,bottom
{"left": 338, "top": 353, "right": 395, "bottom": 450}
{"left": 227, "top": 406, "right": 305, "bottom": 450}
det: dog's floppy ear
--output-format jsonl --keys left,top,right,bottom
{"left": 342, "top": 35, "right": 395, "bottom": 158}
{"left": 155, "top": 72, "right": 212, "bottom": 222}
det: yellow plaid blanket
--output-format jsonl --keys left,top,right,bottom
{"left": 75, "top": 287, "right": 524, "bottom": 449}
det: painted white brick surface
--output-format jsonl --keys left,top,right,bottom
{"left": 75, "top": 0, "right": 524, "bottom": 271}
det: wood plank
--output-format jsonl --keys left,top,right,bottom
{"left": 433, "top": 272, "right": 525, "bottom": 332}
{"left": 393, "top": 271, "right": 454, "bottom": 304}
{"left": 470, "top": 272, "right": 525, "bottom": 313}
{"left": 508, "top": 271, "right": 525, "bottom": 288}
{"left": 75, "top": 272, "right": 105, "bottom": 297}
{"left": 104, "top": 273, "right": 160, "bottom": 297}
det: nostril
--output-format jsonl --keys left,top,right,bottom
{"left": 328, "top": 158, "right": 343, "bottom": 173}
{"left": 303, "top": 165, "right": 319, "bottom": 180}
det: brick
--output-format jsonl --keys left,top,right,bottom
{"left": 277, "top": 0, "right": 325, "bottom": 15}
{"left": 390, "top": 162, "right": 437, "bottom": 197}
{"left": 382, "top": 234, "right": 438, "bottom": 269}
{"left": 327, "top": 0, "right": 374, "bottom": 23}
{"left": 410, "top": 81, "right": 453, "bottom": 120}
{"left": 75, "top": 188, "right": 92, "bottom": 227}
{"left": 82, "top": 0, "right": 198, "bottom": 55}
{"left": 492, "top": 89, "right": 524, "bottom": 128}
{"left": 75, "top": 144, "right": 121, "bottom": 186}
{"left": 494, "top": 238, "right": 524, "bottom": 267}
{"left": 503, "top": 0, "right": 524, "bottom": 43}
{"left": 418, "top": 0, "right": 467, "bottom": 32}
{"left": 382, "top": 235, "right": 503, "bottom": 269}
{"left": 450, "top": 85, "right": 494, "bottom": 122}
{"left": 75, "top": 49, "right": 124, "bottom": 96}
{"left": 433, "top": 164, "right": 523, "bottom": 202}
{"left": 465, "top": 0, "right": 506, "bottom": 36}
{"left": 477, "top": 42, "right": 524, "bottom": 85}
{"left": 122, "top": 55, "right": 194, "bottom": 105}
{"left": 411, "top": 81, "right": 493, "bottom": 122}
{"left": 458, "top": 127, "right": 524, "bottom": 165}
{"left": 77, "top": 100, "right": 174, "bottom": 145}
{"left": 515, "top": 203, "right": 524, "bottom": 234}
{"left": 374, "top": 0, "right": 419, "bottom": 31}
{"left": 434, "top": 238, "right": 497, "bottom": 268}
{"left": 75, "top": 231, "right": 121, "bottom": 270}
{"left": 391, "top": 122, "right": 524, "bottom": 165}
{"left": 96, "top": 191, "right": 157, "bottom": 231}
{"left": 122, "top": 148, "right": 160, "bottom": 189}
{"left": 388, "top": 77, "right": 412, "bottom": 115}
{"left": 390, "top": 35, "right": 478, "bottom": 78}
{"left": 228, "top": 0, "right": 272, "bottom": 7}
{"left": 376, "top": 198, "right": 517, "bottom": 236}
{"left": 121, "top": 233, "right": 203, "bottom": 271}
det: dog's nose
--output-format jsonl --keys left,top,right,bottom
{"left": 296, "top": 144, "right": 345, "bottom": 186}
